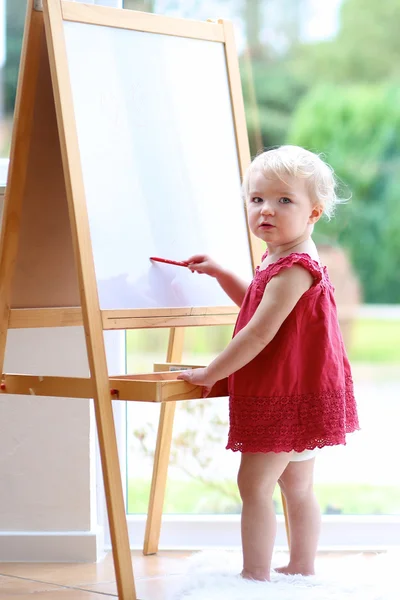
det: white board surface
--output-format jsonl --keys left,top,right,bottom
{"left": 63, "top": 20, "right": 253, "bottom": 310}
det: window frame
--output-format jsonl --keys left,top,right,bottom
{"left": 105, "top": 391, "right": 400, "bottom": 551}
{"left": 122, "top": 513, "right": 400, "bottom": 551}
{"left": 2, "top": 0, "right": 399, "bottom": 554}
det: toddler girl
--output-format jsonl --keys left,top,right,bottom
{"left": 178, "top": 145, "right": 359, "bottom": 581}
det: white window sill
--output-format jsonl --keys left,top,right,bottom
{"left": 111, "top": 514, "right": 400, "bottom": 552}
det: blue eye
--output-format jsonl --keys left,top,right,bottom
{"left": 279, "top": 197, "right": 292, "bottom": 204}
{"left": 252, "top": 197, "right": 263, "bottom": 203}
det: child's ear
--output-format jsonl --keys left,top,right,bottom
{"left": 309, "top": 204, "right": 323, "bottom": 224}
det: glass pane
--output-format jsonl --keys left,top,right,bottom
{"left": 126, "top": 328, "right": 170, "bottom": 514}
{"left": 125, "top": 1, "right": 400, "bottom": 517}
{"left": 0, "top": 1, "right": 25, "bottom": 163}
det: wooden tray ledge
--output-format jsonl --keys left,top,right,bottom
{"left": 0, "top": 372, "right": 228, "bottom": 402}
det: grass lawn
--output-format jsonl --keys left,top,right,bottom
{"left": 127, "top": 318, "right": 400, "bottom": 365}
{"left": 127, "top": 478, "right": 400, "bottom": 516}
{"left": 348, "top": 319, "right": 400, "bottom": 363}
{"left": 126, "top": 315, "right": 400, "bottom": 518}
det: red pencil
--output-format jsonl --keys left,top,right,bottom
{"left": 150, "top": 256, "right": 189, "bottom": 268}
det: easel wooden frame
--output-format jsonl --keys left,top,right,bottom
{"left": 0, "top": 1, "right": 287, "bottom": 598}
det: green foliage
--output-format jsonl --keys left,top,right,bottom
{"left": 4, "top": 1, "right": 400, "bottom": 303}
{"left": 127, "top": 317, "right": 400, "bottom": 363}
{"left": 349, "top": 319, "right": 400, "bottom": 363}
{"left": 289, "top": 0, "right": 400, "bottom": 85}
{"left": 336, "top": 0, "right": 400, "bottom": 82}
{"left": 124, "top": 0, "right": 156, "bottom": 11}
{"left": 127, "top": 325, "right": 233, "bottom": 360}
{"left": 128, "top": 478, "right": 400, "bottom": 516}
{"left": 240, "top": 59, "right": 307, "bottom": 153}
{"left": 240, "top": 0, "right": 400, "bottom": 303}
{"left": 288, "top": 84, "right": 400, "bottom": 303}
{"left": 4, "top": 0, "right": 26, "bottom": 114}
{"left": 128, "top": 478, "right": 240, "bottom": 514}
{"left": 315, "top": 483, "right": 400, "bottom": 516}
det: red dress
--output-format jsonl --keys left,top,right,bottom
{"left": 226, "top": 252, "right": 359, "bottom": 454}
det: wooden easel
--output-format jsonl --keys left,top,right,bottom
{"left": 0, "top": 2, "right": 289, "bottom": 598}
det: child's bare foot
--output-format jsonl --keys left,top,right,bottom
{"left": 241, "top": 569, "right": 270, "bottom": 582}
{"left": 274, "top": 564, "right": 315, "bottom": 576}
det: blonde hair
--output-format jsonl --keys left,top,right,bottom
{"left": 242, "top": 145, "right": 344, "bottom": 219}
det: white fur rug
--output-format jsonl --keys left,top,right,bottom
{"left": 171, "top": 550, "right": 398, "bottom": 600}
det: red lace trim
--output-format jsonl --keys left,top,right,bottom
{"left": 226, "top": 377, "right": 359, "bottom": 454}
{"left": 256, "top": 252, "right": 326, "bottom": 287}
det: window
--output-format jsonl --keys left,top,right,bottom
{"left": 0, "top": 0, "right": 23, "bottom": 188}
{"left": 124, "top": 0, "right": 400, "bottom": 549}
{"left": 0, "top": 2, "right": 124, "bottom": 187}
{"left": 2, "top": 0, "right": 399, "bottom": 550}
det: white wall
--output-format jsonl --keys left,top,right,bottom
{"left": 0, "top": 195, "right": 125, "bottom": 562}
{"left": 0, "top": 0, "right": 126, "bottom": 562}
{"left": 0, "top": 325, "right": 125, "bottom": 562}
{"left": 0, "top": 328, "right": 101, "bottom": 561}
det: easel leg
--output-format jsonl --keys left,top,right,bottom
{"left": 143, "top": 327, "right": 184, "bottom": 555}
{"left": 41, "top": 3, "right": 137, "bottom": 595}
{"left": 93, "top": 386, "right": 137, "bottom": 599}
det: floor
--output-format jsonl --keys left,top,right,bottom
{"left": 0, "top": 550, "right": 187, "bottom": 599}
{"left": 0, "top": 550, "right": 375, "bottom": 599}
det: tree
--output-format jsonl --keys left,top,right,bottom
{"left": 241, "top": 59, "right": 307, "bottom": 153}
{"left": 288, "top": 84, "right": 400, "bottom": 303}
{"left": 289, "top": 0, "right": 400, "bottom": 85}
{"left": 4, "top": 0, "right": 26, "bottom": 114}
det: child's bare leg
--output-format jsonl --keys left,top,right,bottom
{"left": 276, "top": 458, "right": 321, "bottom": 575}
{"left": 238, "top": 452, "right": 291, "bottom": 581}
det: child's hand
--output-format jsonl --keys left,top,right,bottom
{"left": 177, "top": 368, "right": 217, "bottom": 397}
{"left": 186, "top": 255, "right": 222, "bottom": 277}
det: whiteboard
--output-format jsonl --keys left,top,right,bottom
{"left": 63, "top": 21, "right": 253, "bottom": 310}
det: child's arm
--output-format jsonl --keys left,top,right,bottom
{"left": 186, "top": 254, "right": 249, "bottom": 307}
{"left": 178, "top": 265, "right": 314, "bottom": 392}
